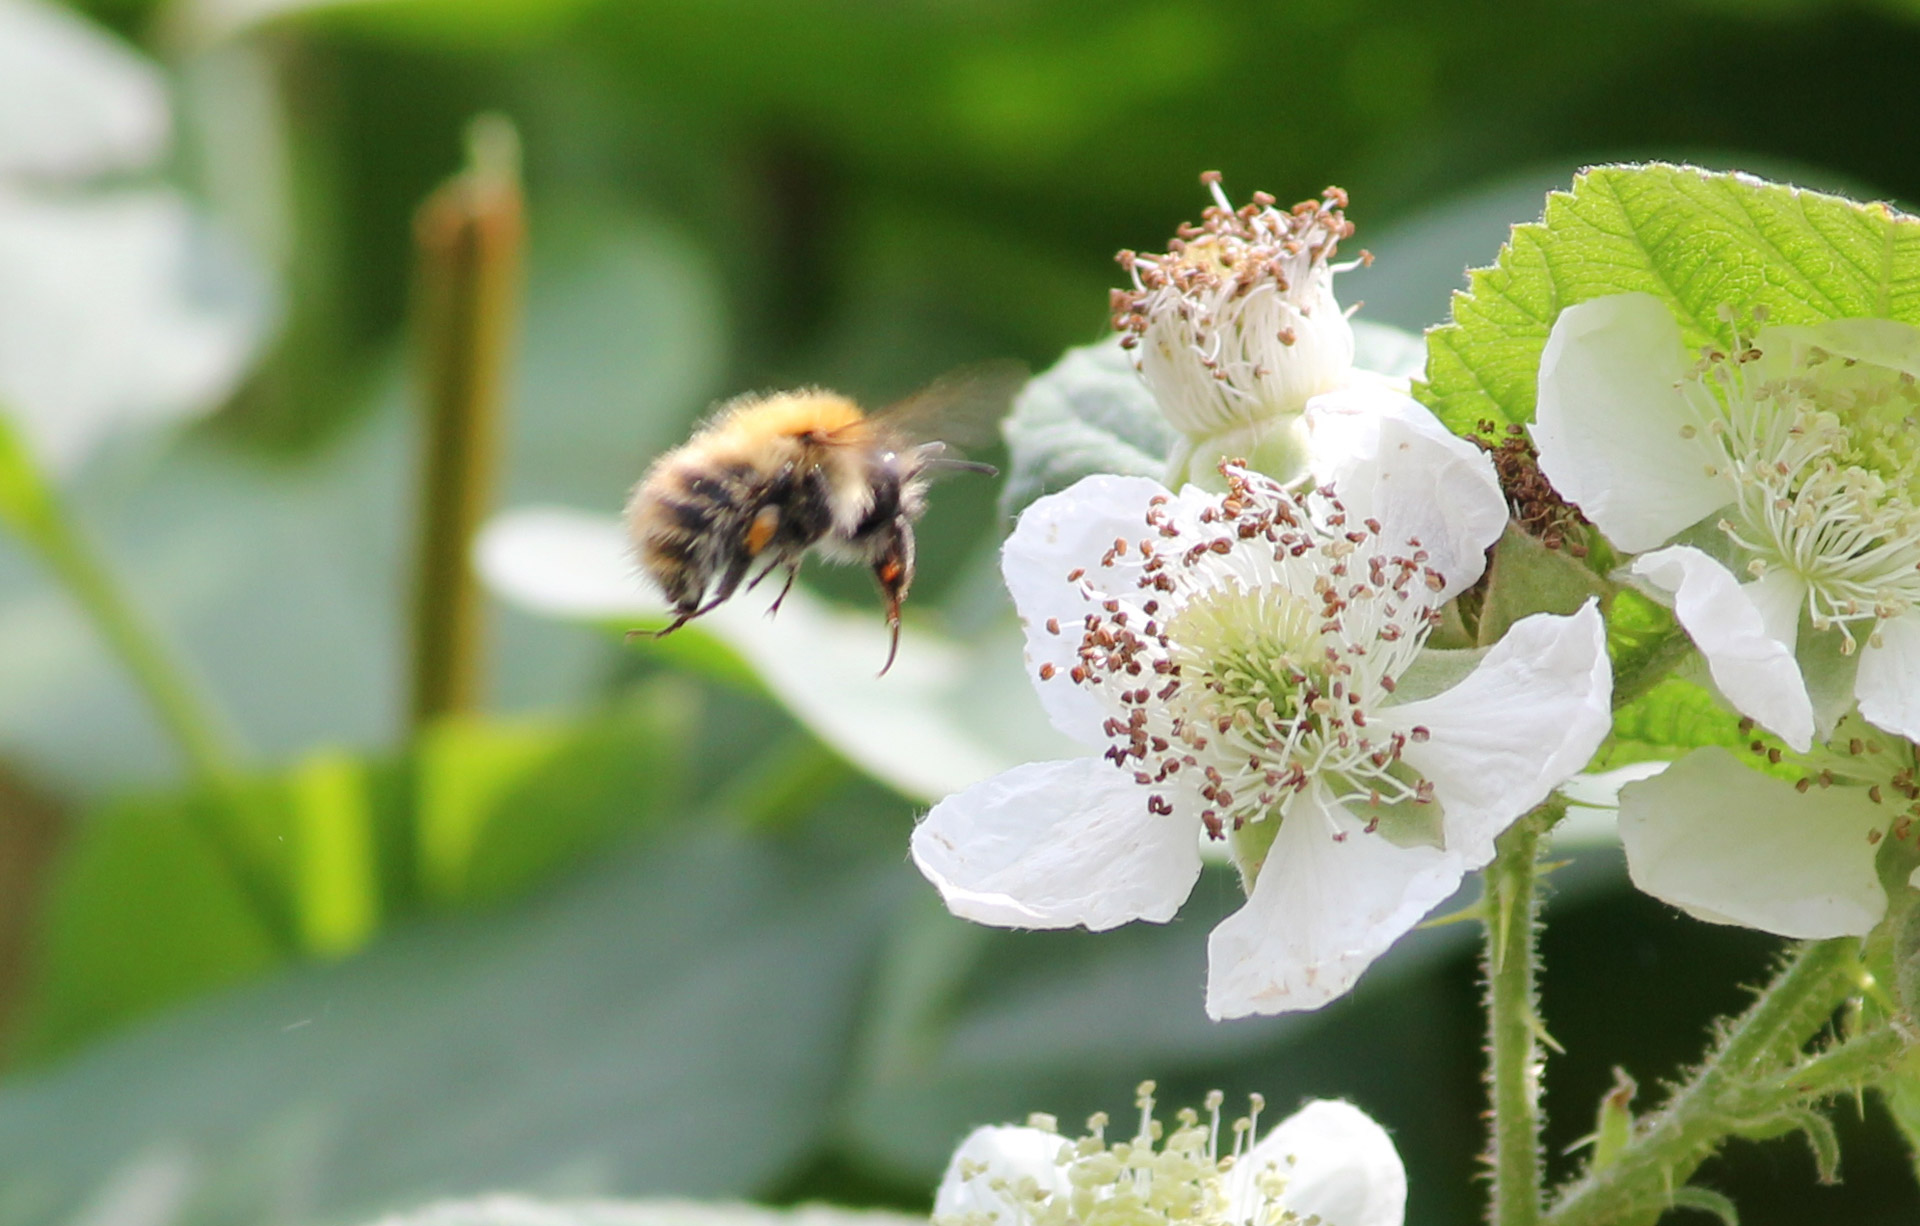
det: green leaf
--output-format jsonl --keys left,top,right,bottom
{"left": 1420, "top": 163, "right": 1920, "bottom": 434}
{"left": 0, "top": 827, "right": 898, "bottom": 1226}
{"left": 997, "top": 336, "right": 1173, "bottom": 519}
{"left": 1599, "top": 678, "right": 1785, "bottom": 775}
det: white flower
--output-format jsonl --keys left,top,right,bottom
{"left": 1618, "top": 720, "right": 1920, "bottom": 938}
{"left": 1112, "top": 178, "right": 1372, "bottom": 488}
{"left": 0, "top": 0, "right": 268, "bottom": 475}
{"left": 912, "top": 394, "right": 1613, "bottom": 1017}
{"left": 932, "top": 1085, "right": 1405, "bottom": 1226}
{"left": 1534, "top": 291, "right": 1920, "bottom": 752}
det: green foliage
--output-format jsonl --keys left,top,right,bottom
{"left": 1421, "top": 163, "right": 1920, "bottom": 434}
{"left": 0, "top": 823, "right": 898, "bottom": 1226}
{"left": 12, "top": 692, "right": 687, "bottom": 1066}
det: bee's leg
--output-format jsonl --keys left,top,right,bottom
{"left": 630, "top": 603, "right": 700, "bottom": 642}
{"left": 635, "top": 552, "right": 751, "bottom": 641}
{"left": 765, "top": 563, "right": 802, "bottom": 616}
{"left": 869, "top": 517, "right": 916, "bottom": 676}
{"left": 744, "top": 550, "right": 787, "bottom": 592}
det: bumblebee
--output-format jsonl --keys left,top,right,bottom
{"left": 625, "top": 363, "right": 1023, "bottom": 674}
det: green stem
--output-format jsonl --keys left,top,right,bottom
{"left": 0, "top": 444, "right": 295, "bottom": 952}
{"left": 1746, "top": 1026, "right": 1906, "bottom": 1106}
{"left": 1485, "top": 803, "right": 1555, "bottom": 1226}
{"left": 408, "top": 115, "right": 524, "bottom": 730}
{"left": 1545, "top": 939, "right": 1866, "bottom": 1226}
{"left": 29, "top": 505, "right": 238, "bottom": 786}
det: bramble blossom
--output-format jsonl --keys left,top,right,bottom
{"left": 933, "top": 1083, "right": 1404, "bottom": 1226}
{"left": 912, "top": 395, "right": 1611, "bottom": 1017}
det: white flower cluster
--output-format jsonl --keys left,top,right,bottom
{"left": 1535, "top": 291, "right": 1920, "bottom": 937}
{"left": 933, "top": 1084, "right": 1404, "bottom": 1226}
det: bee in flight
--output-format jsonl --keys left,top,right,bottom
{"left": 625, "top": 362, "right": 1025, "bottom": 674}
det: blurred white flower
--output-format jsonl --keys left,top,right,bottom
{"left": 0, "top": 0, "right": 268, "bottom": 476}
{"left": 912, "top": 394, "right": 1612, "bottom": 1017}
{"left": 475, "top": 506, "right": 1077, "bottom": 803}
{"left": 1618, "top": 717, "right": 1920, "bottom": 939}
{"left": 933, "top": 1085, "right": 1405, "bottom": 1226}
{"left": 1534, "top": 291, "right": 1920, "bottom": 752}
{"left": 1112, "top": 178, "right": 1378, "bottom": 488}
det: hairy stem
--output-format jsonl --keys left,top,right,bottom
{"left": 1545, "top": 939, "right": 1868, "bottom": 1226}
{"left": 1485, "top": 803, "right": 1555, "bottom": 1226}
{"left": 409, "top": 115, "right": 524, "bottom": 729}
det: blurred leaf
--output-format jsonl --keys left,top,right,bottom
{"left": 476, "top": 507, "right": 1078, "bottom": 803}
{"left": 0, "top": 824, "right": 902, "bottom": 1226}
{"left": 1420, "top": 163, "right": 1920, "bottom": 434}
{"left": 1348, "top": 319, "right": 1426, "bottom": 380}
{"left": 359, "top": 1199, "right": 925, "bottom": 1226}
{"left": 833, "top": 872, "right": 1497, "bottom": 1183}
{"left": 997, "top": 335, "right": 1172, "bottom": 520}
{"left": 169, "top": 0, "right": 598, "bottom": 50}
{"left": 419, "top": 691, "right": 689, "bottom": 907}
{"left": 13, "top": 696, "right": 687, "bottom": 1064}
{"left": 11, "top": 782, "right": 283, "bottom": 1068}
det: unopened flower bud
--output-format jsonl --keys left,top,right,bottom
{"left": 1114, "top": 176, "right": 1367, "bottom": 487}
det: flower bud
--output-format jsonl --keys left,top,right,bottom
{"left": 1114, "top": 177, "right": 1366, "bottom": 487}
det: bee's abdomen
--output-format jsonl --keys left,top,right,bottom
{"left": 628, "top": 458, "right": 764, "bottom": 608}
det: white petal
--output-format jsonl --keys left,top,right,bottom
{"left": 1619, "top": 747, "right": 1886, "bottom": 938}
{"left": 1857, "top": 612, "right": 1920, "bottom": 741}
{"left": 1532, "top": 293, "right": 1727, "bottom": 553}
{"left": 1633, "top": 546, "right": 1814, "bottom": 752}
{"left": 0, "top": 190, "right": 270, "bottom": 474}
{"left": 1377, "top": 602, "right": 1612, "bottom": 858}
{"left": 932, "top": 1126, "right": 1070, "bottom": 1219}
{"left": 0, "top": 0, "right": 167, "bottom": 179}
{"left": 475, "top": 506, "right": 653, "bottom": 621}
{"left": 1205, "top": 786, "right": 1469, "bottom": 1017}
{"left": 912, "top": 758, "right": 1202, "bottom": 931}
{"left": 1229, "top": 1100, "right": 1406, "bottom": 1226}
{"left": 1001, "top": 474, "right": 1184, "bottom": 744}
{"left": 1745, "top": 565, "right": 1805, "bottom": 652}
{"left": 1304, "top": 386, "right": 1506, "bottom": 598}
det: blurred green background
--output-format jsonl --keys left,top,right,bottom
{"left": 3, "top": 0, "right": 1919, "bottom": 1223}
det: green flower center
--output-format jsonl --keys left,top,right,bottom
{"left": 1689, "top": 321, "right": 1920, "bottom": 636}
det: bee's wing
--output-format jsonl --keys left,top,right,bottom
{"left": 857, "top": 359, "right": 1030, "bottom": 453}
